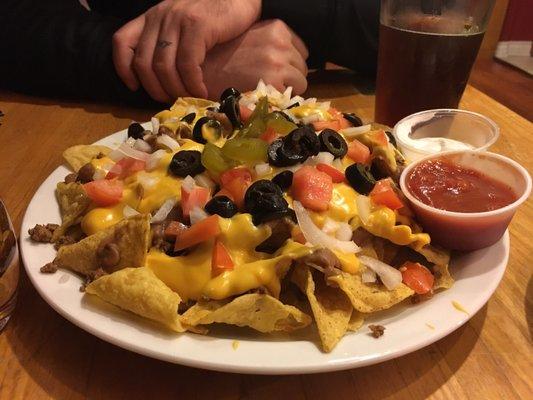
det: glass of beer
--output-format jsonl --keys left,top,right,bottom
{"left": 375, "top": 0, "right": 495, "bottom": 127}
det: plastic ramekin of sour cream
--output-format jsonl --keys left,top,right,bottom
{"left": 393, "top": 109, "right": 499, "bottom": 161}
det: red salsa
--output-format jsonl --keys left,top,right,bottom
{"left": 406, "top": 158, "right": 517, "bottom": 213}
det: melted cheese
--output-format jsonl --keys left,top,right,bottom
{"left": 289, "top": 105, "right": 331, "bottom": 120}
{"left": 145, "top": 214, "right": 312, "bottom": 301}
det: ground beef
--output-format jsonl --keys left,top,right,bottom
{"left": 40, "top": 262, "right": 58, "bottom": 274}
{"left": 64, "top": 173, "right": 78, "bottom": 184}
{"left": 369, "top": 324, "right": 385, "bottom": 338}
{"left": 80, "top": 268, "right": 107, "bottom": 291}
{"left": 29, "top": 224, "right": 58, "bottom": 243}
{"left": 53, "top": 235, "right": 77, "bottom": 250}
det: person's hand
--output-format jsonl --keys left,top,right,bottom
{"left": 112, "top": 0, "right": 262, "bottom": 102}
{"left": 203, "top": 20, "right": 309, "bottom": 100}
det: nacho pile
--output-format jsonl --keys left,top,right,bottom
{"left": 32, "top": 81, "right": 453, "bottom": 352}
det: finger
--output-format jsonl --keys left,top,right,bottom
{"left": 283, "top": 65, "right": 308, "bottom": 94}
{"left": 177, "top": 21, "right": 208, "bottom": 98}
{"left": 287, "top": 47, "right": 308, "bottom": 76}
{"left": 152, "top": 16, "right": 188, "bottom": 99}
{"left": 288, "top": 29, "right": 309, "bottom": 60}
{"left": 133, "top": 13, "right": 172, "bottom": 103}
{"left": 112, "top": 16, "right": 144, "bottom": 91}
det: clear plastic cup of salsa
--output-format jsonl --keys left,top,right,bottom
{"left": 399, "top": 150, "right": 531, "bottom": 251}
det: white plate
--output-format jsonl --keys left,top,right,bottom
{"left": 20, "top": 128, "right": 509, "bottom": 374}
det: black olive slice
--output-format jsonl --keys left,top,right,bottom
{"left": 192, "top": 117, "right": 222, "bottom": 144}
{"left": 385, "top": 130, "right": 397, "bottom": 147}
{"left": 219, "top": 96, "right": 242, "bottom": 129}
{"left": 244, "top": 180, "right": 289, "bottom": 224}
{"left": 287, "top": 102, "right": 300, "bottom": 109}
{"left": 180, "top": 113, "right": 196, "bottom": 124}
{"left": 168, "top": 150, "right": 205, "bottom": 177}
{"left": 127, "top": 122, "right": 145, "bottom": 140}
{"left": 220, "top": 87, "right": 241, "bottom": 103}
{"left": 204, "top": 196, "right": 238, "bottom": 218}
{"left": 345, "top": 163, "right": 376, "bottom": 195}
{"left": 255, "top": 218, "right": 294, "bottom": 254}
{"left": 319, "top": 129, "right": 348, "bottom": 158}
{"left": 272, "top": 170, "right": 294, "bottom": 191}
{"left": 284, "top": 126, "right": 320, "bottom": 158}
{"left": 268, "top": 139, "right": 303, "bottom": 167}
{"left": 342, "top": 113, "right": 363, "bottom": 127}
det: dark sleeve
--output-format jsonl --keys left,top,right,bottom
{"left": 261, "top": 0, "right": 380, "bottom": 76}
{"left": 88, "top": 0, "right": 157, "bottom": 21}
{"left": 0, "top": 0, "right": 158, "bottom": 107}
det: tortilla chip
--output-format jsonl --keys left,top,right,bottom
{"left": 329, "top": 272, "right": 414, "bottom": 313}
{"left": 63, "top": 145, "right": 111, "bottom": 172}
{"left": 54, "top": 214, "right": 150, "bottom": 276}
{"left": 416, "top": 244, "right": 454, "bottom": 290}
{"left": 292, "top": 266, "right": 353, "bottom": 352}
{"left": 52, "top": 182, "right": 91, "bottom": 242}
{"left": 347, "top": 311, "right": 364, "bottom": 332}
{"left": 86, "top": 267, "right": 185, "bottom": 332}
{"left": 180, "top": 294, "right": 311, "bottom": 333}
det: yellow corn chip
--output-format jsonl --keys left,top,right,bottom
{"left": 86, "top": 267, "right": 185, "bottom": 332}
{"left": 52, "top": 182, "right": 91, "bottom": 242}
{"left": 416, "top": 244, "right": 454, "bottom": 290}
{"left": 54, "top": 214, "right": 150, "bottom": 276}
{"left": 63, "top": 144, "right": 111, "bottom": 172}
{"left": 347, "top": 311, "right": 364, "bottom": 332}
{"left": 329, "top": 272, "right": 414, "bottom": 313}
{"left": 292, "top": 266, "right": 353, "bottom": 352}
{"left": 180, "top": 294, "right": 311, "bottom": 333}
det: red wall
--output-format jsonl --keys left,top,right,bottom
{"left": 500, "top": 0, "right": 533, "bottom": 41}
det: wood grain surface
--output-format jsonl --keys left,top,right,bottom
{"left": 0, "top": 76, "right": 531, "bottom": 400}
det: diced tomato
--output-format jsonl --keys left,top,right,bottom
{"left": 316, "top": 163, "right": 345, "bottom": 183}
{"left": 220, "top": 167, "right": 252, "bottom": 186}
{"left": 292, "top": 166, "right": 333, "bottom": 211}
{"left": 219, "top": 167, "right": 252, "bottom": 209}
{"left": 181, "top": 186, "right": 211, "bottom": 218}
{"left": 239, "top": 104, "right": 253, "bottom": 123}
{"left": 223, "top": 178, "right": 249, "bottom": 209}
{"left": 259, "top": 126, "right": 280, "bottom": 144}
{"left": 399, "top": 262, "right": 434, "bottom": 294}
{"left": 106, "top": 158, "right": 145, "bottom": 179}
{"left": 312, "top": 119, "right": 341, "bottom": 132}
{"left": 211, "top": 239, "right": 234, "bottom": 276}
{"left": 174, "top": 215, "right": 220, "bottom": 251}
{"left": 83, "top": 179, "right": 123, "bottom": 207}
{"left": 369, "top": 178, "right": 404, "bottom": 210}
{"left": 347, "top": 140, "right": 371, "bottom": 164}
{"left": 214, "top": 188, "right": 235, "bottom": 202}
{"left": 164, "top": 220, "right": 187, "bottom": 239}
{"left": 369, "top": 130, "right": 389, "bottom": 147}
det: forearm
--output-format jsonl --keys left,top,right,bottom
{"left": 0, "top": 0, "right": 158, "bottom": 106}
{"left": 261, "top": 0, "right": 380, "bottom": 75}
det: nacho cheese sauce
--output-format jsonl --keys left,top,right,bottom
{"left": 406, "top": 158, "right": 517, "bottom": 213}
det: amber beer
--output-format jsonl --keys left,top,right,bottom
{"left": 375, "top": 23, "right": 484, "bottom": 127}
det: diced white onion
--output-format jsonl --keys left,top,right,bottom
{"left": 156, "top": 134, "right": 180, "bottom": 151}
{"left": 255, "top": 163, "right": 271, "bottom": 177}
{"left": 151, "top": 117, "right": 160, "bottom": 134}
{"left": 137, "top": 173, "right": 158, "bottom": 191}
{"left": 92, "top": 169, "right": 107, "bottom": 181}
{"left": 356, "top": 195, "right": 371, "bottom": 225}
{"left": 181, "top": 175, "right": 196, "bottom": 193}
{"left": 293, "top": 201, "right": 360, "bottom": 254}
{"left": 359, "top": 255, "right": 402, "bottom": 290}
{"left": 194, "top": 173, "right": 216, "bottom": 191}
{"left": 151, "top": 198, "right": 177, "bottom": 223}
{"left": 332, "top": 158, "right": 344, "bottom": 170}
{"left": 108, "top": 149, "right": 125, "bottom": 162}
{"left": 189, "top": 207, "right": 208, "bottom": 225}
{"left": 123, "top": 205, "right": 140, "bottom": 218}
{"left": 145, "top": 149, "right": 167, "bottom": 171}
{"left": 117, "top": 143, "right": 149, "bottom": 161}
{"left": 361, "top": 267, "right": 377, "bottom": 283}
{"left": 336, "top": 222, "right": 353, "bottom": 241}
{"left": 321, "top": 217, "right": 339, "bottom": 234}
{"left": 306, "top": 152, "right": 335, "bottom": 166}
{"left": 133, "top": 139, "right": 152, "bottom": 153}
{"left": 339, "top": 124, "right": 372, "bottom": 138}
{"left": 301, "top": 113, "right": 321, "bottom": 124}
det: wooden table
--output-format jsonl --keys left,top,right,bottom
{"left": 0, "top": 75, "right": 531, "bottom": 399}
